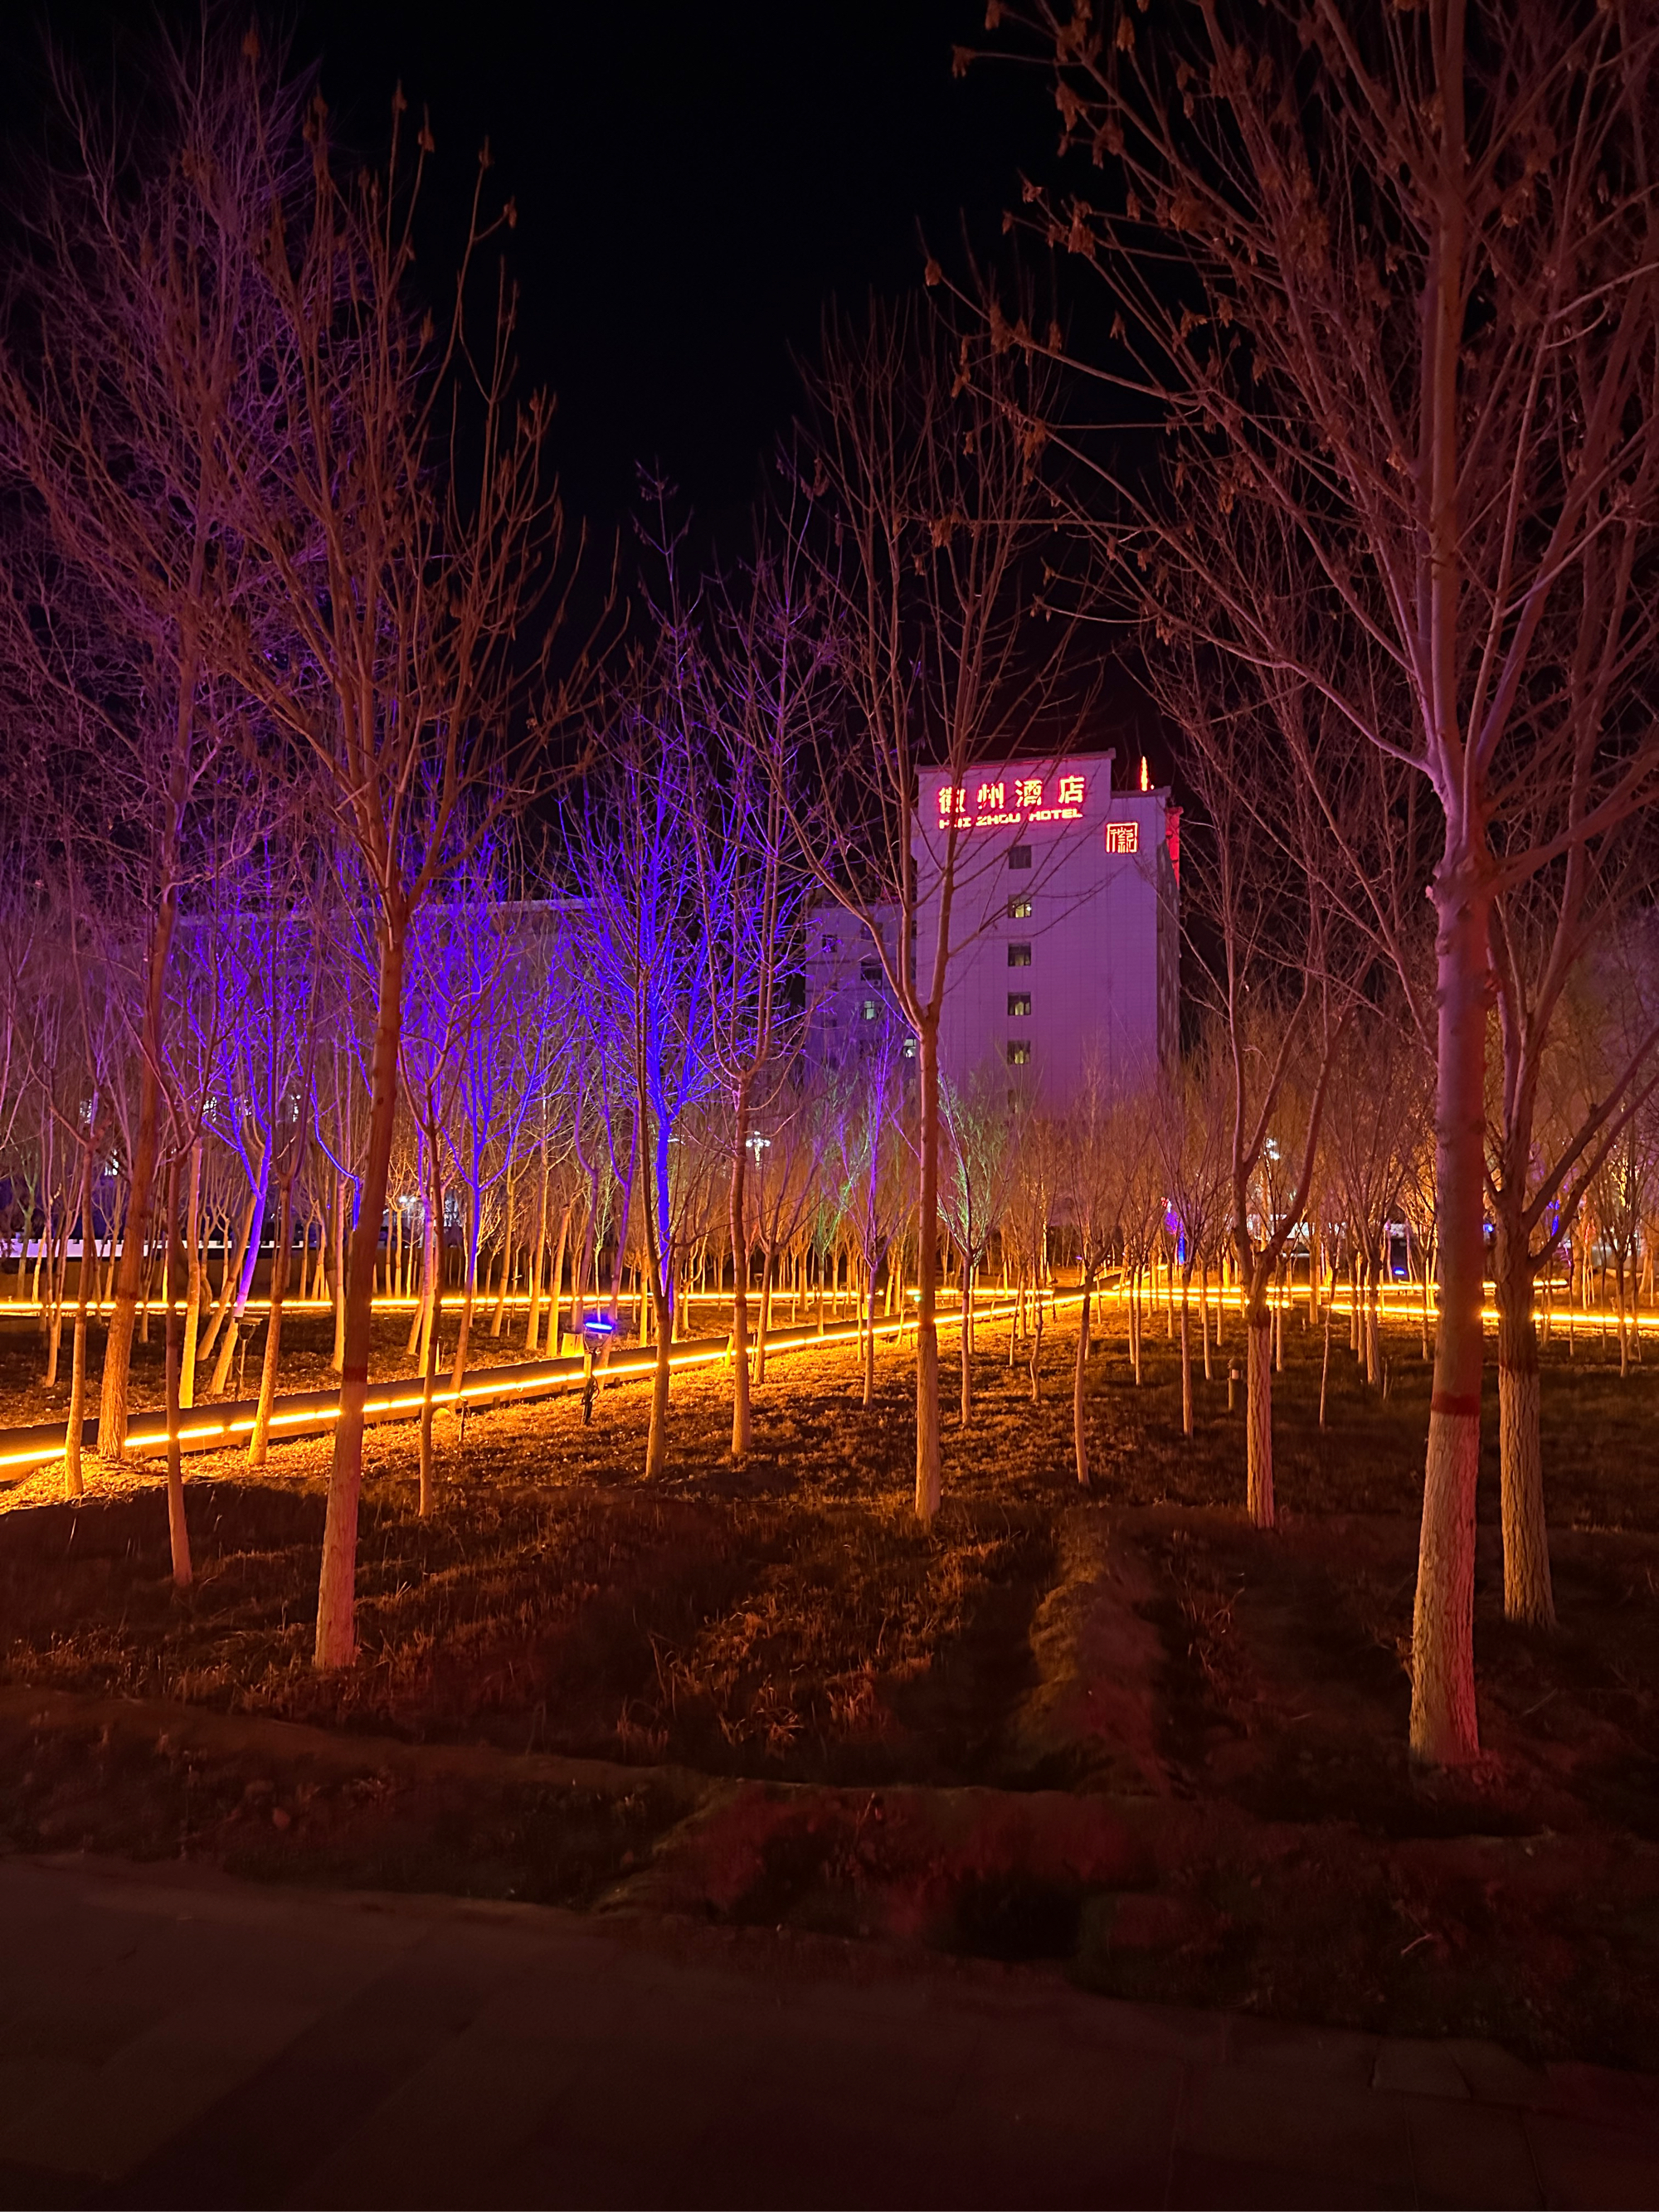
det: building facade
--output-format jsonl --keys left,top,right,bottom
{"left": 917, "top": 749, "right": 1177, "bottom": 1110}
{"left": 804, "top": 751, "right": 1178, "bottom": 1110}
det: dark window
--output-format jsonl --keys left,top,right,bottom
{"left": 1007, "top": 1041, "right": 1032, "bottom": 1066}
{"left": 1008, "top": 895, "right": 1033, "bottom": 921}
{"left": 1007, "top": 992, "right": 1031, "bottom": 1018}
{"left": 1009, "top": 844, "right": 1033, "bottom": 871}
{"left": 860, "top": 960, "right": 882, "bottom": 982}
{"left": 1008, "top": 943, "right": 1033, "bottom": 968}
{"left": 820, "top": 932, "right": 838, "bottom": 953}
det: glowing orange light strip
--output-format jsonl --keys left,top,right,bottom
{"left": 0, "top": 1293, "right": 1084, "bottom": 1471}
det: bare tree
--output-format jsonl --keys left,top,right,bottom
{"left": 0, "top": 25, "right": 309, "bottom": 1461}
{"left": 792, "top": 289, "right": 1093, "bottom": 1522}
{"left": 683, "top": 518, "right": 820, "bottom": 1456}
{"left": 985, "top": 0, "right": 1659, "bottom": 1763}
{"left": 195, "top": 67, "right": 595, "bottom": 1666}
{"left": 1155, "top": 1033, "right": 1230, "bottom": 1441}
{"left": 939, "top": 1067, "right": 1019, "bottom": 1425}
{"left": 1054, "top": 1059, "right": 1144, "bottom": 1486}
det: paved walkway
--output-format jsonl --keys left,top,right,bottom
{"left": 0, "top": 1857, "right": 1653, "bottom": 2210}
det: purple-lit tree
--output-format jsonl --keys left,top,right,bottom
{"left": 398, "top": 873, "right": 478, "bottom": 1513}
{"left": 192, "top": 66, "right": 596, "bottom": 1669}
{"left": 432, "top": 848, "right": 546, "bottom": 1408}
{"left": 572, "top": 692, "right": 717, "bottom": 1478}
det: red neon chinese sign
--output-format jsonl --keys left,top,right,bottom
{"left": 936, "top": 773, "right": 1087, "bottom": 831}
{"left": 1104, "top": 820, "right": 1139, "bottom": 854}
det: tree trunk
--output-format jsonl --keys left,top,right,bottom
{"left": 161, "top": 1152, "right": 192, "bottom": 1587}
{"left": 756, "top": 1238, "right": 776, "bottom": 1386}
{"left": 959, "top": 1247, "right": 972, "bottom": 1426}
{"left": 448, "top": 1184, "right": 484, "bottom": 1417}
{"left": 1494, "top": 1225, "right": 1554, "bottom": 1628}
{"left": 1073, "top": 1275, "right": 1092, "bottom": 1486}
{"left": 410, "top": 1195, "right": 435, "bottom": 1362}
{"left": 525, "top": 1149, "right": 549, "bottom": 1352}
{"left": 641, "top": 1087, "right": 674, "bottom": 1483}
{"left": 209, "top": 1146, "right": 271, "bottom": 1398}
{"left": 913, "top": 1022, "right": 942, "bottom": 1522}
{"left": 490, "top": 1174, "right": 515, "bottom": 1337}
{"left": 1180, "top": 1280, "right": 1194, "bottom": 1439}
{"left": 96, "top": 910, "right": 170, "bottom": 1461}
{"left": 419, "top": 1136, "right": 443, "bottom": 1517}
{"left": 547, "top": 1201, "right": 572, "bottom": 1356}
{"left": 1409, "top": 867, "right": 1489, "bottom": 1767}
{"left": 314, "top": 926, "right": 404, "bottom": 1670}
{"left": 198, "top": 1187, "right": 251, "bottom": 1369}
{"left": 1245, "top": 1297, "right": 1274, "bottom": 1529}
{"left": 331, "top": 1171, "right": 349, "bottom": 1373}
{"left": 179, "top": 1138, "right": 204, "bottom": 1409}
{"left": 862, "top": 1253, "right": 878, "bottom": 1407}
{"left": 62, "top": 1139, "right": 96, "bottom": 1502}
{"left": 248, "top": 1176, "right": 292, "bottom": 1469}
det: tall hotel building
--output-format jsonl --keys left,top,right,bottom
{"left": 807, "top": 750, "right": 1179, "bottom": 1110}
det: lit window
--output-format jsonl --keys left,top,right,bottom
{"left": 1008, "top": 1041, "right": 1032, "bottom": 1066}
{"left": 1008, "top": 895, "right": 1033, "bottom": 921}
{"left": 1007, "top": 992, "right": 1031, "bottom": 1018}
{"left": 861, "top": 999, "right": 880, "bottom": 1021}
{"left": 902, "top": 1036, "right": 917, "bottom": 1058}
{"left": 1009, "top": 844, "right": 1033, "bottom": 872}
{"left": 1008, "top": 943, "right": 1032, "bottom": 968}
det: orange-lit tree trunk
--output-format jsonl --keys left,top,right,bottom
{"left": 913, "top": 1018, "right": 941, "bottom": 1521}
{"left": 161, "top": 1150, "right": 192, "bottom": 1587}
{"left": 314, "top": 926, "right": 403, "bottom": 1666}
{"left": 1409, "top": 863, "right": 1488, "bottom": 1762}
{"left": 728, "top": 1072, "right": 753, "bottom": 1456}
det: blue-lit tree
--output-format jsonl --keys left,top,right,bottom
{"left": 572, "top": 677, "right": 717, "bottom": 1479}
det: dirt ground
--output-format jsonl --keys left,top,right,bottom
{"left": 1, "top": 1292, "right": 1657, "bottom": 2069}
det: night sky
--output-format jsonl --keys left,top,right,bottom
{"left": 0, "top": 1, "right": 1058, "bottom": 536}
{"left": 0, "top": 0, "right": 1167, "bottom": 760}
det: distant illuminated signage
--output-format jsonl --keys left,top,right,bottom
{"left": 936, "top": 773, "right": 1087, "bottom": 831}
{"left": 1105, "top": 821, "right": 1139, "bottom": 854}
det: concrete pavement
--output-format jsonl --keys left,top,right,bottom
{"left": 0, "top": 1855, "right": 1652, "bottom": 2209}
